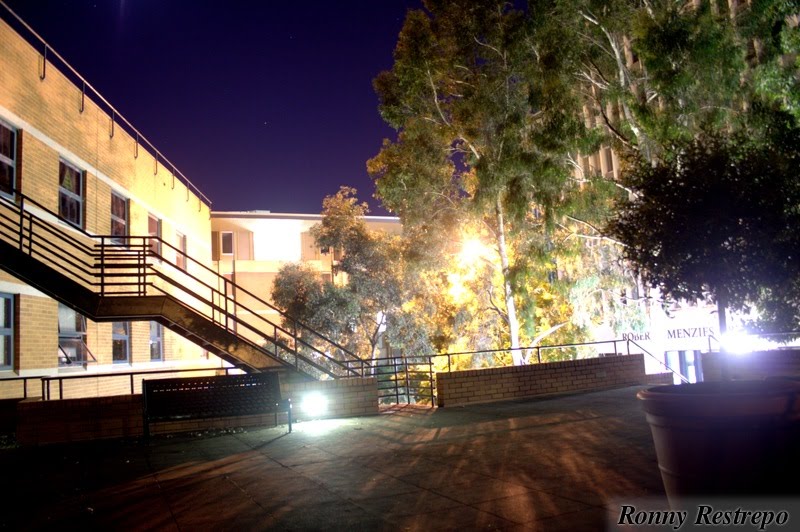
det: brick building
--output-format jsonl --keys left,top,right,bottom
{"left": 0, "top": 12, "right": 221, "bottom": 398}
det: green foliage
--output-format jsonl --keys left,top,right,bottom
{"left": 606, "top": 123, "right": 800, "bottom": 332}
{"left": 271, "top": 263, "right": 359, "bottom": 344}
{"left": 370, "top": 0, "right": 612, "bottom": 358}
{"left": 363, "top": 0, "right": 800, "bottom": 358}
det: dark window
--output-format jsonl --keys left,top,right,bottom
{"left": 221, "top": 231, "right": 234, "bottom": 255}
{"left": 58, "top": 303, "right": 90, "bottom": 366}
{"left": 604, "top": 147, "right": 614, "bottom": 176}
{"left": 150, "top": 321, "right": 163, "bottom": 361}
{"left": 148, "top": 214, "right": 161, "bottom": 256}
{"left": 112, "top": 321, "right": 130, "bottom": 364}
{"left": 59, "top": 160, "right": 84, "bottom": 227}
{"left": 0, "top": 293, "right": 12, "bottom": 369}
{"left": 0, "top": 121, "right": 16, "bottom": 198}
{"left": 110, "top": 192, "right": 128, "bottom": 245}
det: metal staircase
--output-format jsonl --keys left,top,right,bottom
{"left": 0, "top": 191, "right": 368, "bottom": 380}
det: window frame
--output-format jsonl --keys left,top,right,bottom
{"left": 149, "top": 321, "right": 164, "bottom": 361}
{"left": 57, "top": 303, "right": 89, "bottom": 367}
{"left": 148, "top": 214, "right": 162, "bottom": 257}
{"left": 110, "top": 191, "right": 129, "bottom": 245}
{"left": 221, "top": 231, "right": 234, "bottom": 256}
{"left": 58, "top": 159, "right": 85, "bottom": 228}
{"left": 112, "top": 321, "right": 130, "bottom": 364}
{"left": 0, "top": 293, "right": 13, "bottom": 370}
{"left": 176, "top": 231, "right": 187, "bottom": 270}
{"left": 0, "top": 119, "right": 17, "bottom": 200}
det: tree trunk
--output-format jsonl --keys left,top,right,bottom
{"left": 717, "top": 290, "right": 730, "bottom": 380}
{"left": 495, "top": 197, "right": 523, "bottom": 365}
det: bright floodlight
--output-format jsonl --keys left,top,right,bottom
{"left": 301, "top": 392, "right": 329, "bottom": 418}
{"left": 459, "top": 238, "right": 488, "bottom": 267}
{"left": 721, "top": 331, "right": 759, "bottom": 355}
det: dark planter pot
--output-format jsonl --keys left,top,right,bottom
{"left": 638, "top": 380, "right": 800, "bottom": 506}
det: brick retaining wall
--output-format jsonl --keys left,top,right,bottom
{"left": 645, "top": 372, "right": 675, "bottom": 386}
{"left": 16, "top": 395, "right": 143, "bottom": 445}
{"left": 283, "top": 377, "right": 379, "bottom": 421}
{"left": 436, "top": 354, "right": 646, "bottom": 407}
{"left": 701, "top": 349, "right": 800, "bottom": 381}
{"left": 15, "top": 376, "right": 379, "bottom": 445}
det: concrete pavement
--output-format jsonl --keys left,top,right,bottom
{"left": 0, "top": 386, "right": 666, "bottom": 531}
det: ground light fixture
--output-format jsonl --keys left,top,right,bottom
{"left": 300, "top": 391, "right": 329, "bottom": 418}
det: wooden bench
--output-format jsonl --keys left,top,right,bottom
{"left": 142, "top": 372, "right": 292, "bottom": 438}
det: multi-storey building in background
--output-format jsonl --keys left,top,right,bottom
{"left": 210, "top": 210, "right": 400, "bottom": 324}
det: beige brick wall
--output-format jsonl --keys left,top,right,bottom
{"left": 16, "top": 294, "right": 57, "bottom": 372}
{"left": 701, "top": 349, "right": 800, "bottom": 381}
{"left": 436, "top": 354, "right": 647, "bottom": 407}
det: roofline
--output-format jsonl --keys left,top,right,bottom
{"left": 210, "top": 211, "right": 401, "bottom": 223}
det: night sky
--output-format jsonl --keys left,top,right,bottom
{"left": 3, "top": 0, "right": 422, "bottom": 214}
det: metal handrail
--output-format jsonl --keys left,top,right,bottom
{"left": 0, "top": 375, "right": 37, "bottom": 399}
{"left": 625, "top": 339, "right": 689, "bottom": 384}
{"left": 40, "top": 366, "right": 240, "bottom": 400}
{"left": 0, "top": 189, "right": 365, "bottom": 379}
{"left": 432, "top": 339, "right": 629, "bottom": 372}
{"left": 138, "top": 232, "right": 363, "bottom": 367}
{"left": 422, "top": 338, "right": 690, "bottom": 384}
{"left": 0, "top": 1, "right": 212, "bottom": 206}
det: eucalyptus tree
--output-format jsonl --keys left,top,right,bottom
{"left": 310, "top": 187, "right": 406, "bottom": 362}
{"left": 550, "top": 0, "right": 800, "bottom": 158}
{"left": 271, "top": 262, "right": 360, "bottom": 348}
{"left": 370, "top": 0, "right": 590, "bottom": 363}
{"left": 555, "top": 0, "right": 800, "bottom": 334}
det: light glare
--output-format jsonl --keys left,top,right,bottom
{"left": 301, "top": 392, "right": 329, "bottom": 418}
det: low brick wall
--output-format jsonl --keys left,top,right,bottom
{"left": 16, "top": 395, "right": 143, "bottom": 445}
{"left": 15, "top": 376, "right": 379, "bottom": 445}
{"left": 283, "top": 377, "right": 379, "bottom": 420}
{"left": 645, "top": 372, "right": 675, "bottom": 386}
{"left": 701, "top": 349, "right": 800, "bottom": 381}
{"left": 436, "top": 354, "right": 646, "bottom": 407}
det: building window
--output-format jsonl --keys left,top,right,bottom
{"left": 58, "top": 303, "right": 89, "bottom": 366}
{"left": 0, "top": 293, "right": 13, "bottom": 370}
{"left": 112, "top": 322, "right": 130, "bottom": 364}
{"left": 604, "top": 147, "right": 615, "bottom": 177}
{"left": 148, "top": 214, "right": 161, "bottom": 257}
{"left": 0, "top": 120, "right": 16, "bottom": 198}
{"left": 221, "top": 231, "right": 234, "bottom": 255}
{"left": 150, "top": 321, "right": 163, "bottom": 361}
{"left": 110, "top": 191, "right": 128, "bottom": 245}
{"left": 59, "top": 160, "right": 84, "bottom": 228}
{"left": 176, "top": 231, "right": 187, "bottom": 270}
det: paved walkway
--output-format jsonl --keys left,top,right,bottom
{"left": 0, "top": 386, "right": 665, "bottom": 531}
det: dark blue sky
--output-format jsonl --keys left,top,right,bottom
{"left": 3, "top": 0, "right": 421, "bottom": 214}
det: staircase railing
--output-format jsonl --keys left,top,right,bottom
{"left": 0, "top": 190, "right": 367, "bottom": 379}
